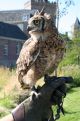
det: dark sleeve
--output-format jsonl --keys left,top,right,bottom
{"left": 12, "top": 103, "right": 25, "bottom": 121}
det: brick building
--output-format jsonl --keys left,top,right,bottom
{"left": 0, "top": 0, "right": 57, "bottom": 67}
{"left": 0, "top": 22, "right": 27, "bottom": 67}
{"left": 0, "top": 9, "right": 36, "bottom": 35}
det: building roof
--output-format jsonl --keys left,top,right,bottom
{"left": 74, "top": 18, "right": 80, "bottom": 28}
{"left": 0, "top": 22, "right": 27, "bottom": 40}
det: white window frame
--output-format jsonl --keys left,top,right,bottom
{"left": 16, "top": 43, "right": 21, "bottom": 55}
{"left": 4, "top": 44, "right": 8, "bottom": 56}
{"left": 22, "top": 14, "right": 30, "bottom": 21}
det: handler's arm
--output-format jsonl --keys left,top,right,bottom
{"left": 0, "top": 101, "right": 25, "bottom": 121}
{"left": 0, "top": 114, "right": 14, "bottom": 121}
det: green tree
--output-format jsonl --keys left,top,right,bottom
{"left": 55, "top": 0, "right": 74, "bottom": 29}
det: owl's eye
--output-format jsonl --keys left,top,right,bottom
{"left": 33, "top": 20, "right": 40, "bottom": 25}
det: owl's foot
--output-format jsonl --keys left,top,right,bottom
{"left": 20, "top": 79, "right": 35, "bottom": 90}
{"left": 21, "top": 83, "right": 31, "bottom": 89}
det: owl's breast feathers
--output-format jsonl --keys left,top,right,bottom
{"left": 34, "top": 32, "right": 66, "bottom": 74}
{"left": 16, "top": 38, "right": 40, "bottom": 75}
{"left": 16, "top": 31, "right": 66, "bottom": 79}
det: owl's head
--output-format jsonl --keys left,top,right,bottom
{"left": 27, "top": 8, "right": 53, "bottom": 35}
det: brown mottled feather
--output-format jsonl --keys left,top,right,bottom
{"left": 16, "top": 12, "right": 66, "bottom": 89}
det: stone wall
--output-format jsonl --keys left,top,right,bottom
{"left": 24, "top": 0, "right": 57, "bottom": 24}
{"left": 0, "top": 9, "right": 36, "bottom": 34}
{"left": 0, "top": 9, "right": 36, "bottom": 23}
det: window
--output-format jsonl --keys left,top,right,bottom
{"left": 16, "top": 43, "right": 21, "bottom": 55}
{"left": 35, "top": 0, "right": 38, "bottom": 2}
{"left": 22, "top": 14, "right": 30, "bottom": 21}
{"left": 3, "top": 44, "right": 8, "bottom": 56}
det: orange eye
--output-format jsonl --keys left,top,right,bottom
{"left": 34, "top": 20, "right": 40, "bottom": 25}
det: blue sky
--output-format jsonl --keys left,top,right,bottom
{"left": 0, "top": 0, "right": 80, "bottom": 35}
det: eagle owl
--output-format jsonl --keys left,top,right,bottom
{"left": 16, "top": 9, "right": 66, "bottom": 89}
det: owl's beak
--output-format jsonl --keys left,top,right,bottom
{"left": 27, "top": 26, "right": 33, "bottom": 32}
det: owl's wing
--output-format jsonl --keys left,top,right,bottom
{"left": 16, "top": 37, "right": 40, "bottom": 77}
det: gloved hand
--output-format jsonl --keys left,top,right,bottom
{"left": 12, "top": 74, "right": 70, "bottom": 121}
{"left": 12, "top": 89, "right": 54, "bottom": 121}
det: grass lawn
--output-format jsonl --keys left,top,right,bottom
{"left": 58, "top": 87, "right": 80, "bottom": 121}
{"left": 0, "top": 88, "right": 80, "bottom": 120}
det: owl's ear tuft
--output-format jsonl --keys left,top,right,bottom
{"left": 44, "top": 13, "right": 52, "bottom": 20}
{"left": 34, "top": 10, "right": 40, "bottom": 15}
{"left": 40, "top": 7, "right": 45, "bottom": 16}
